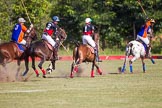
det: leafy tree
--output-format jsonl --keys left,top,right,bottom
{"left": 0, "top": 0, "right": 162, "bottom": 53}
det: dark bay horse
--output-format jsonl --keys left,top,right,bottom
{"left": 93, "top": 32, "right": 100, "bottom": 51}
{"left": 22, "top": 28, "right": 67, "bottom": 78}
{"left": 70, "top": 41, "right": 102, "bottom": 78}
{"left": 0, "top": 28, "right": 37, "bottom": 72}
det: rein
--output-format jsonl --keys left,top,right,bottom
{"left": 56, "top": 28, "right": 67, "bottom": 41}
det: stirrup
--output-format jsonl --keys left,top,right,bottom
{"left": 97, "top": 59, "right": 102, "bottom": 62}
{"left": 96, "top": 59, "right": 102, "bottom": 62}
{"left": 96, "top": 56, "right": 102, "bottom": 62}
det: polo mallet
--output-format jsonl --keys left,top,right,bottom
{"left": 137, "top": 0, "right": 155, "bottom": 64}
{"left": 137, "top": 0, "right": 148, "bottom": 18}
{"left": 60, "top": 42, "right": 69, "bottom": 54}
{"left": 21, "top": 0, "right": 32, "bottom": 24}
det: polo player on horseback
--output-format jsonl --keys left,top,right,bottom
{"left": 11, "top": 17, "right": 33, "bottom": 46}
{"left": 42, "top": 16, "right": 60, "bottom": 60}
{"left": 82, "top": 18, "right": 101, "bottom": 62}
{"left": 136, "top": 18, "right": 155, "bottom": 57}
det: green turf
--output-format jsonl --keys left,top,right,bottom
{"left": 0, "top": 59, "right": 162, "bottom": 108}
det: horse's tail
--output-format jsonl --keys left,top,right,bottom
{"left": 73, "top": 46, "right": 79, "bottom": 62}
{"left": 121, "top": 42, "right": 133, "bottom": 72}
{"left": 0, "top": 51, "right": 4, "bottom": 65}
{"left": 70, "top": 40, "right": 80, "bottom": 47}
{"left": 125, "top": 43, "right": 133, "bottom": 56}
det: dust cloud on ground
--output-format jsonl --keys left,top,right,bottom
{"left": 0, "top": 62, "right": 25, "bottom": 82}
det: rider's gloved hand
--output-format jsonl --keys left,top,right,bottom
{"left": 56, "top": 37, "right": 59, "bottom": 41}
{"left": 30, "top": 24, "right": 34, "bottom": 28}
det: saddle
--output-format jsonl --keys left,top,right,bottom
{"left": 42, "top": 40, "right": 57, "bottom": 60}
{"left": 136, "top": 40, "right": 147, "bottom": 52}
{"left": 11, "top": 41, "right": 26, "bottom": 53}
{"left": 42, "top": 40, "right": 53, "bottom": 51}
{"left": 86, "top": 45, "right": 94, "bottom": 54}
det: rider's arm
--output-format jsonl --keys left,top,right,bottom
{"left": 26, "top": 24, "right": 33, "bottom": 33}
{"left": 147, "top": 27, "right": 154, "bottom": 38}
{"left": 21, "top": 24, "right": 27, "bottom": 33}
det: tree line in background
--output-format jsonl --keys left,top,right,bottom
{"left": 0, "top": 0, "right": 162, "bottom": 53}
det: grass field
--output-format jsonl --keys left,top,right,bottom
{"left": 0, "top": 59, "right": 162, "bottom": 108}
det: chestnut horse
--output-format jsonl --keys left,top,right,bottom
{"left": 70, "top": 40, "right": 102, "bottom": 78}
{"left": 0, "top": 28, "right": 37, "bottom": 72}
{"left": 22, "top": 28, "right": 67, "bottom": 78}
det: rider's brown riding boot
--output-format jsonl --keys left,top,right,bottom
{"left": 97, "top": 55, "right": 102, "bottom": 62}
{"left": 94, "top": 48, "right": 102, "bottom": 62}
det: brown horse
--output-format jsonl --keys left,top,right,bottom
{"left": 22, "top": 28, "right": 67, "bottom": 78}
{"left": 70, "top": 41, "right": 102, "bottom": 78}
{"left": 0, "top": 28, "right": 37, "bottom": 72}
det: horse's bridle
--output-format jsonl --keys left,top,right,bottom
{"left": 24, "top": 28, "right": 37, "bottom": 47}
{"left": 56, "top": 28, "right": 67, "bottom": 41}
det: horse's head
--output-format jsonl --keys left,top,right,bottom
{"left": 55, "top": 27, "right": 67, "bottom": 42}
{"left": 93, "top": 32, "right": 100, "bottom": 43}
{"left": 24, "top": 27, "right": 37, "bottom": 47}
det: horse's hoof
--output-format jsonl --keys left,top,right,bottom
{"left": 36, "top": 74, "right": 39, "bottom": 77}
{"left": 70, "top": 75, "right": 73, "bottom": 78}
{"left": 43, "top": 75, "right": 46, "bottom": 78}
{"left": 91, "top": 75, "right": 95, "bottom": 78}
{"left": 46, "top": 69, "right": 53, "bottom": 74}
{"left": 22, "top": 72, "right": 27, "bottom": 76}
{"left": 97, "top": 69, "right": 102, "bottom": 75}
{"left": 118, "top": 67, "right": 122, "bottom": 72}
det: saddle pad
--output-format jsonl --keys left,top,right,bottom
{"left": 16, "top": 43, "right": 25, "bottom": 52}
{"left": 87, "top": 45, "right": 94, "bottom": 53}
{"left": 43, "top": 40, "right": 53, "bottom": 51}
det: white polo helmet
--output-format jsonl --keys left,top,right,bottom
{"left": 150, "top": 19, "right": 155, "bottom": 23}
{"left": 18, "top": 18, "right": 26, "bottom": 23}
{"left": 85, "top": 18, "right": 92, "bottom": 23}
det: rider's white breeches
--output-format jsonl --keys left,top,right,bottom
{"left": 19, "top": 39, "right": 26, "bottom": 45}
{"left": 136, "top": 35, "right": 150, "bottom": 47}
{"left": 42, "top": 34, "right": 56, "bottom": 47}
{"left": 82, "top": 35, "right": 96, "bottom": 48}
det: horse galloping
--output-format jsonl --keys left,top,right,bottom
{"left": 22, "top": 28, "right": 67, "bottom": 78}
{"left": 0, "top": 27, "right": 37, "bottom": 72}
{"left": 121, "top": 40, "right": 155, "bottom": 73}
{"left": 70, "top": 41, "right": 102, "bottom": 78}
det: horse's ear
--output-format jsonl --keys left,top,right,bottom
{"left": 94, "top": 26, "right": 98, "bottom": 32}
{"left": 60, "top": 27, "right": 64, "bottom": 29}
